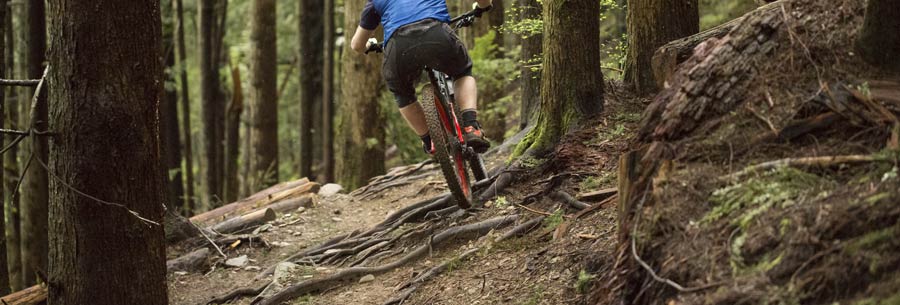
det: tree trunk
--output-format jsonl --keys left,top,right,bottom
{"left": 0, "top": 1, "right": 9, "bottom": 295}
{"left": 162, "top": 0, "right": 185, "bottom": 213}
{"left": 857, "top": 0, "right": 900, "bottom": 72}
{"left": 4, "top": 6, "right": 22, "bottom": 292}
{"left": 300, "top": 0, "right": 324, "bottom": 180}
{"left": 47, "top": 0, "right": 168, "bottom": 303}
{"left": 624, "top": 0, "right": 698, "bottom": 95}
{"left": 200, "top": 0, "right": 224, "bottom": 205}
{"left": 249, "top": 0, "right": 279, "bottom": 189}
{"left": 175, "top": 0, "right": 196, "bottom": 215}
{"left": 337, "top": 0, "right": 385, "bottom": 190}
{"left": 518, "top": 0, "right": 541, "bottom": 129}
{"left": 511, "top": 0, "right": 604, "bottom": 158}
{"left": 20, "top": 0, "right": 47, "bottom": 287}
{"left": 321, "top": 0, "right": 336, "bottom": 183}
{"left": 224, "top": 63, "right": 243, "bottom": 203}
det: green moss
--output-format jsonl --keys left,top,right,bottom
{"left": 542, "top": 209, "right": 565, "bottom": 232}
{"left": 703, "top": 167, "right": 833, "bottom": 226}
{"left": 574, "top": 269, "right": 595, "bottom": 294}
{"left": 845, "top": 227, "right": 897, "bottom": 256}
{"left": 579, "top": 176, "right": 601, "bottom": 191}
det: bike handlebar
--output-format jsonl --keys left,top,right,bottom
{"left": 365, "top": 6, "right": 492, "bottom": 55}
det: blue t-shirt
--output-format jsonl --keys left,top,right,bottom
{"left": 359, "top": 0, "right": 451, "bottom": 45}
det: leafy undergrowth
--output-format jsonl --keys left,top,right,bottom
{"left": 600, "top": 0, "right": 900, "bottom": 304}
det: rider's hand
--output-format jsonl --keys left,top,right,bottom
{"left": 472, "top": 3, "right": 492, "bottom": 17}
{"left": 365, "top": 38, "right": 382, "bottom": 54}
{"left": 365, "top": 38, "right": 378, "bottom": 50}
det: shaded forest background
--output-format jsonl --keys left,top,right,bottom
{"left": 0, "top": 0, "right": 760, "bottom": 294}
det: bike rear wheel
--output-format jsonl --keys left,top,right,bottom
{"left": 420, "top": 85, "right": 473, "bottom": 209}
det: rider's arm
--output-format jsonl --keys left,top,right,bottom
{"left": 475, "top": 0, "right": 492, "bottom": 8}
{"left": 351, "top": 27, "right": 375, "bottom": 54}
{"left": 353, "top": 0, "right": 380, "bottom": 54}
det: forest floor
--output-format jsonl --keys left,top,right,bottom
{"left": 167, "top": 83, "right": 643, "bottom": 305}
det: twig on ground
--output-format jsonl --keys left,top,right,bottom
{"left": 720, "top": 154, "right": 890, "bottom": 181}
{"left": 553, "top": 195, "right": 617, "bottom": 240}
{"left": 0, "top": 79, "right": 41, "bottom": 86}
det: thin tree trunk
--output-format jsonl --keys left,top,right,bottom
{"left": 856, "top": 0, "right": 900, "bottom": 71}
{"left": 300, "top": 0, "right": 324, "bottom": 180}
{"left": 624, "top": 0, "right": 699, "bottom": 95}
{"left": 249, "top": 0, "right": 279, "bottom": 189}
{"left": 321, "top": 0, "right": 335, "bottom": 182}
{"left": 336, "top": 0, "right": 385, "bottom": 190}
{"left": 47, "top": 0, "right": 168, "bottom": 302}
{"left": 20, "top": 0, "right": 47, "bottom": 287}
{"left": 518, "top": 0, "right": 541, "bottom": 129}
{"left": 0, "top": 1, "right": 10, "bottom": 295}
{"left": 162, "top": 0, "right": 185, "bottom": 213}
{"left": 175, "top": 0, "right": 196, "bottom": 215}
{"left": 512, "top": 0, "right": 604, "bottom": 158}
{"left": 199, "top": 0, "right": 223, "bottom": 206}
{"left": 224, "top": 63, "right": 243, "bottom": 203}
{"left": 4, "top": 6, "right": 22, "bottom": 292}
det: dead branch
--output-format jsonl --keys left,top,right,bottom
{"left": 252, "top": 215, "right": 520, "bottom": 305}
{"left": 209, "top": 208, "right": 276, "bottom": 235}
{"left": 0, "top": 79, "right": 41, "bottom": 87}
{"left": 721, "top": 154, "right": 891, "bottom": 181}
{"left": 577, "top": 188, "right": 617, "bottom": 202}
{"left": 553, "top": 195, "right": 618, "bottom": 240}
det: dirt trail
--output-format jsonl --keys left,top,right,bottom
{"left": 168, "top": 88, "right": 640, "bottom": 305}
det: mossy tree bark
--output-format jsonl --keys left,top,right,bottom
{"left": 512, "top": 0, "right": 604, "bottom": 159}
{"left": 47, "top": 0, "right": 168, "bottom": 302}
{"left": 336, "top": 0, "right": 385, "bottom": 190}
{"left": 299, "top": 0, "right": 324, "bottom": 179}
{"left": 624, "top": 0, "right": 699, "bottom": 95}
{"left": 249, "top": 0, "right": 279, "bottom": 189}
{"left": 857, "top": 0, "right": 900, "bottom": 72}
{"left": 20, "top": 0, "right": 47, "bottom": 288}
{"left": 224, "top": 64, "right": 243, "bottom": 203}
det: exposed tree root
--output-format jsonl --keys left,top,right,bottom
{"left": 252, "top": 215, "right": 520, "bottom": 305}
{"left": 720, "top": 154, "right": 892, "bottom": 181}
{"left": 549, "top": 191, "right": 591, "bottom": 210}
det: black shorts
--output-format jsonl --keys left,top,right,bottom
{"left": 383, "top": 18, "right": 473, "bottom": 108}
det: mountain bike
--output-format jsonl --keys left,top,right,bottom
{"left": 366, "top": 8, "right": 490, "bottom": 209}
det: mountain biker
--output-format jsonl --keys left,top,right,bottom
{"left": 350, "top": 0, "right": 493, "bottom": 155}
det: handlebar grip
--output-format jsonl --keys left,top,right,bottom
{"left": 364, "top": 38, "right": 383, "bottom": 54}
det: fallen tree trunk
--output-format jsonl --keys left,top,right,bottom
{"left": 652, "top": 1, "right": 784, "bottom": 88}
{"left": 265, "top": 194, "right": 315, "bottom": 213}
{"left": 0, "top": 285, "right": 47, "bottom": 305}
{"left": 210, "top": 208, "right": 277, "bottom": 234}
{"left": 191, "top": 179, "right": 318, "bottom": 225}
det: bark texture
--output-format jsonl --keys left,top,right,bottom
{"left": 300, "top": 0, "right": 324, "bottom": 179}
{"left": 856, "top": 0, "right": 900, "bottom": 71}
{"left": 224, "top": 64, "right": 243, "bottom": 203}
{"left": 624, "top": 0, "right": 699, "bottom": 95}
{"left": 321, "top": 0, "right": 336, "bottom": 182}
{"left": 518, "top": 0, "right": 542, "bottom": 129}
{"left": 336, "top": 0, "right": 385, "bottom": 190}
{"left": 249, "top": 0, "right": 279, "bottom": 189}
{"left": 20, "top": 0, "right": 47, "bottom": 287}
{"left": 5, "top": 5, "right": 22, "bottom": 292}
{"left": 639, "top": 11, "right": 783, "bottom": 142}
{"left": 47, "top": 0, "right": 168, "bottom": 303}
{"left": 512, "top": 0, "right": 604, "bottom": 158}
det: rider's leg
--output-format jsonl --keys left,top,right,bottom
{"left": 454, "top": 76, "right": 478, "bottom": 112}
{"left": 400, "top": 102, "right": 429, "bottom": 136}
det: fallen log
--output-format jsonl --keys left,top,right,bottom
{"left": 191, "top": 178, "right": 317, "bottom": 225}
{"left": 265, "top": 194, "right": 316, "bottom": 213}
{"left": 576, "top": 187, "right": 617, "bottom": 202}
{"left": 0, "top": 285, "right": 47, "bottom": 305}
{"left": 652, "top": 1, "right": 784, "bottom": 88}
{"left": 210, "top": 208, "right": 277, "bottom": 234}
{"left": 167, "top": 248, "right": 211, "bottom": 273}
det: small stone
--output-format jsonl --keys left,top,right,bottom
{"left": 318, "top": 183, "right": 344, "bottom": 197}
{"left": 324, "top": 249, "right": 341, "bottom": 254}
{"left": 358, "top": 274, "right": 375, "bottom": 283}
{"left": 244, "top": 266, "right": 262, "bottom": 271}
{"left": 333, "top": 209, "right": 342, "bottom": 215}
{"left": 292, "top": 231, "right": 303, "bottom": 236}
{"left": 174, "top": 271, "right": 188, "bottom": 276}
{"left": 225, "top": 255, "right": 249, "bottom": 268}
{"left": 296, "top": 207, "right": 307, "bottom": 214}
{"left": 331, "top": 217, "right": 343, "bottom": 222}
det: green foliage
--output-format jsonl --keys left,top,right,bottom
{"left": 579, "top": 176, "right": 601, "bottom": 191}
{"left": 699, "top": 0, "right": 758, "bottom": 30}
{"left": 542, "top": 209, "right": 564, "bottom": 231}
{"left": 704, "top": 167, "right": 834, "bottom": 226}
{"left": 380, "top": 90, "right": 429, "bottom": 167}
{"left": 574, "top": 269, "right": 595, "bottom": 293}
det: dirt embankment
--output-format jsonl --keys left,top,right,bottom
{"left": 602, "top": 0, "right": 900, "bottom": 304}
